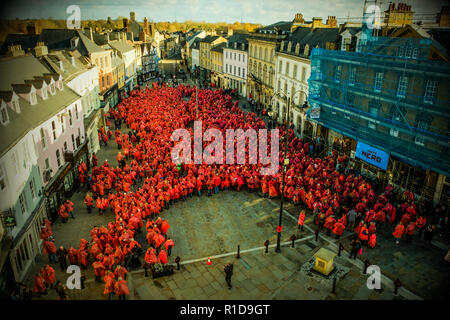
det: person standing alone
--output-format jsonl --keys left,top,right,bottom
{"left": 224, "top": 263, "right": 233, "bottom": 289}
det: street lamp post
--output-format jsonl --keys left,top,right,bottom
{"left": 275, "top": 96, "right": 290, "bottom": 252}
{"left": 274, "top": 88, "right": 305, "bottom": 253}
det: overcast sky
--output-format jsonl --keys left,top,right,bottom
{"left": 0, "top": 0, "right": 446, "bottom": 25}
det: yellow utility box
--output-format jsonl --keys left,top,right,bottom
{"left": 313, "top": 248, "right": 336, "bottom": 276}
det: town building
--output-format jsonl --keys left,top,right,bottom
{"left": 223, "top": 33, "right": 249, "bottom": 96}
{"left": 308, "top": 33, "right": 450, "bottom": 204}
{"left": 199, "top": 35, "right": 227, "bottom": 83}
{"left": 0, "top": 49, "right": 85, "bottom": 285}
{"left": 210, "top": 43, "right": 226, "bottom": 88}
{"left": 273, "top": 26, "right": 338, "bottom": 139}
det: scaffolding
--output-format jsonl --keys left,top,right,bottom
{"left": 307, "top": 35, "right": 450, "bottom": 200}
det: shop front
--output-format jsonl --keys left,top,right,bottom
{"left": 100, "top": 84, "right": 118, "bottom": 109}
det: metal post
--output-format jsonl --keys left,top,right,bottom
{"left": 175, "top": 256, "right": 181, "bottom": 270}
{"left": 332, "top": 278, "right": 337, "bottom": 294}
{"left": 276, "top": 97, "right": 290, "bottom": 253}
{"left": 264, "top": 240, "right": 269, "bottom": 253}
{"left": 291, "top": 235, "right": 296, "bottom": 248}
{"left": 237, "top": 245, "right": 240, "bottom": 259}
{"left": 338, "top": 243, "right": 344, "bottom": 257}
{"left": 363, "top": 260, "right": 370, "bottom": 274}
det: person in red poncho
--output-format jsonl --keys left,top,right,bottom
{"left": 405, "top": 222, "right": 416, "bottom": 243}
{"left": 58, "top": 204, "right": 69, "bottom": 223}
{"left": 158, "top": 249, "right": 168, "bottom": 264}
{"left": 368, "top": 233, "right": 376, "bottom": 248}
{"left": 115, "top": 277, "right": 130, "bottom": 300}
{"left": 393, "top": 222, "right": 405, "bottom": 245}
{"left": 43, "top": 239, "right": 57, "bottom": 263}
{"left": 93, "top": 259, "right": 106, "bottom": 283}
{"left": 298, "top": 210, "right": 305, "bottom": 231}
{"left": 33, "top": 273, "right": 47, "bottom": 296}
{"left": 84, "top": 193, "right": 94, "bottom": 213}
{"left": 332, "top": 221, "right": 345, "bottom": 239}
{"left": 104, "top": 270, "right": 116, "bottom": 300}
{"left": 42, "top": 264, "right": 56, "bottom": 289}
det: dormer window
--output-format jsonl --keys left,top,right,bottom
{"left": 50, "top": 83, "right": 56, "bottom": 95}
{"left": 42, "top": 87, "right": 48, "bottom": 100}
{"left": 30, "top": 92, "right": 37, "bottom": 105}
{"left": 1, "top": 102, "right": 9, "bottom": 125}
{"left": 58, "top": 80, "right": 63, "bottom": 91}
{"left": 11, "top": 100, "right": 20, "bottom": 113}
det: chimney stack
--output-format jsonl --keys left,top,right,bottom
{"left": 326, "top": 16, "right": 337, "bottom": 28}
{"left": 34, "top": 42, "right": 48, "bottom": 57}
{"left": 8, "top": 45, "right": 25, "bottom": 57}
{"left": 312, "top": 17, "right": 323, "bottom": 29}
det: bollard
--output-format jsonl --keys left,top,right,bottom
{"left": 315, "top": 228, "right": 319, "bottom": 242}
{"left": 80, "top": 276, "right": 86, "bottom": 289}
{"left": 393, "top": 278, "right": 402, "bottom": 296}
{"left": 264, "top": 240, "right": 269, "bottom": 253}
{"left": 338, "top": 243, "right": 344, "bottom": 257}
{"left": 237, "top": 245, "right": 240, "bottom": 259}
{"left": 175, "top": 256, "right": 181, "bottom": 270}
{"left": 332, "top": 278, "right": 337, "bottom": 294}
{"left": 290, "top": 235, "right": 296, "bottom": 248}
{"left": 363, "top": 260, "right": 370, "bottom": 274}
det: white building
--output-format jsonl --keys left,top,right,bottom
{"left": 272, "top": 27, "right": 338, "bottom": 139}
{"left": 109, "top": 39, "right": 137, "bottom": 92}
{"left": 191, "top": 38, "right": 201, "bottom": 73}
{"left": 223, "top": 33, "right": 249, "bottom": 96}
{"left": 0, "top": 50, "right": 84, "bottom": 284}
{"left": 38, "top": 47, "right": 102, "bottom": 155}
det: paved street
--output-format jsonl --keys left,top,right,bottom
{"left": 25, "top": 83, "right": 449, "bottom": 301}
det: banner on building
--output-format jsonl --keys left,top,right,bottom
{"left": 310, "top": 106, "right": 321, "bottom": 119}
{"left": 355, "top": 141, "right": 389, "bottom": 170}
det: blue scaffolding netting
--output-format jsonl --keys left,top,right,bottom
{"left": 307, "top": 36, "right": 450, "bottom": 177}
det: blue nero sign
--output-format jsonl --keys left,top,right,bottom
{"left": 355, "top": 141, "right": 390, "bottom": 171}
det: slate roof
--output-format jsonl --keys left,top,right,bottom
{"left": 109, "top": 40, "right": 134, "bottom": 54}
{"left": 0, "top": 54, "right": 81, "bottom": 157}
{"left": 37, "top": 29, "right": 104, "bottom": 56}
{"left": 0, "top": 34, "right": 39, "bottom": 55}
{"left": 211, "top": 42, "right": 226, "bottom": 53}
{"left": 258, "top": 21, "right": 293, "bottom": 33}
{"left": 279, "top": 27, "right": 339, "bottom": 55}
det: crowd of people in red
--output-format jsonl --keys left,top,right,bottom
{"left": 32, "top": 82, "right": 432, "bottom": 299}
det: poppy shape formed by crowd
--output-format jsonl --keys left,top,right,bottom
{"left": 36, "top": 82, "right": 423, "bottom": 298}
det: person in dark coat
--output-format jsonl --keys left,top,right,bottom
{"left": 56, "top": 246, "right": 68, "bottom": 272}
{"left": 424, "top": 225, "right": 435, "bottom": 245}
{"left": 224, "top": 263, "right": 233, "bottom": 289}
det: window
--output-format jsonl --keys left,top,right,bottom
{"left": 64, "top": 141, "right": 68, "bottom": 151}
{"left": 45, "top": 158, "right": 50, "bottom": 169}
{"left": 398, "top": 47, "right": 403, "bottom": 57}
{"left": 238, "top": 54, "right": 240, "bottom": 62}
{"left": 390, "top": 107, "right": 402, "bottom": 137}
{"left": 238, "top": 67, "right": 241, "bottom": 77}
{"left": 374, "top": 72, "right": 383, "bottom": 92}
{"left": 405, "top": 45, "right": 412, "bottom": 58}
{"left": 293, "top": 65, "right": 298, "bottom": 79}
{"left": 412, "top": 48, "right": 418, "bottom": 59}
{"left": 71, "top": 134, "right": 75, "bottom": 150}
{"left": 50, "top": 83, "right": 55, "bottom": 95}
{"left": 30, "top": 92, "right": 37, "bottom": 105}
{"left": 19, "top": 193, "right": 27, "bottom": 214}
{"left": 423, "top": 80, "right": 437, "bottom": 104}
{"left": 29, "top": 179, "right": 36, "bottom": 199}
{"left": 234, "top": 66, "right": 236, "bottom": 75}
{"left": 56, "top": 149, "right": 61, "bottom": 168}
{"left": 334, "top": 65, "right": 342, "bottom": 82}
{"left": 302, "top": 67, "right": 306, "bottom": 82}
{"left": 285, "top": 62, "right": 290, "bottom": 76}
{"left": 397, "top": 76, "right": 408, "bottom": 98}
{"left": 349, "top": 66, "right": 356, "bottom": 85}
{"left": 415, "top": 119, "right": 430, "bottom": 146}
{"left": 368, "top": 107, "right": 378, "bottom": 129}
{"left": 279, "top": 61, "right": 282, "bottom": 73}
{"left": 69, "top": 109, "right": 73, "bottom": 126}
{"left": 1, "top": 106, "right": 8, "bottom": 124}
{"left": 0, "top": 164, "right": 6, "bottom": 190}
